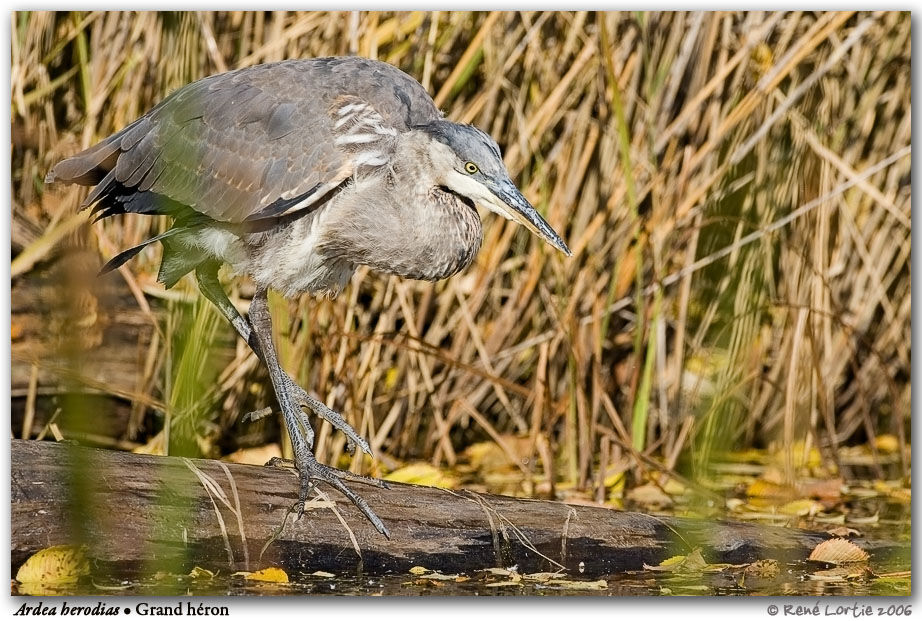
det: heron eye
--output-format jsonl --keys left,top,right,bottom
{"left": 464, "top": 162, "right": 479, "bottom": 174}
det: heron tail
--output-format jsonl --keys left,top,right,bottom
{"left": 98, "top": 227, "right": 186, "bottom": 275}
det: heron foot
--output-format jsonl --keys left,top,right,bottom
{"left": 282, "top": 375, "right": 372, "bottom": 457}
{"left": 292, "top": 449, "right": 391, "bottom": 538}
{"left": 266, "top": 424, "right": 390, "bottom": 537}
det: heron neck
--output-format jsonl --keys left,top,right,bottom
{"left": 321, "top": 172, "right": 482, "bottom": 282}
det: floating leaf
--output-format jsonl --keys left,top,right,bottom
{"left": 16, "top": 545, "right": 89, "bottom": 585}
{"left": 808, "top": 565, "right": 873, "bottom": 582}
{"left": 523, "top": 572, "right": 565, "bottom": 582}
{"left": 746, "top": 478, "right": 796, "bottom": 500}
{"left": 414, "top": 571, "right": 460, "bottom": 581}
{"left": 813, "top": 513, "right": 846, "bottom": 524}
{"left": 540, "top": 579, "right": 608, "bottom": 590}
{"left": 808, "top": 538, "right": 869, "bottom": 564}
{"left": 826, "top": 526, "right": 861, "bottom": 538}
{"left": 658, "top": 555, "right": 689, "bottom": 568}
{"left": 408, "top": 566, "right": 429, "bottom": 575}
{"left": 188, "top": 566, "right": 216, "bottom": 580}
{"left": 725, "top": 498, "right": 746, "bottom": 511}
{"left": 799, "top": 478, "right": 844, "bottom": 501}
{"left": 681, "top": 549, "right": 709, "bottom": 572}
{"left": 311, "top": 571, "right": 335, "bottom": 578}
{"left": 847, "top": 513, "right": 879, "bottom": 525}
{"left": 744, "top": 559, "right": 780, "bottom": 578}
{"left": 871, "top": 574, "right": 912, "bottom": 595}
{"left": 644, "top": 549, "right": 708, "bottom": 573}
{"left": 779, "top": 499, "right": 823, "bottom": 517}
{"left": 234, "top": 567, "right": 289, "bottom": 583}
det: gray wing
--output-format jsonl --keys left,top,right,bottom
{"left": 49, "top": 57, "right": 442, "bottom": 223}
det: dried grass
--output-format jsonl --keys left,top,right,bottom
{"left": 12, "top": 11, "right": 911, "bottom": 493}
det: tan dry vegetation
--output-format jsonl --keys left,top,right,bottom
{"left": 11, "top": 11, "right": 910, "bottom": 498}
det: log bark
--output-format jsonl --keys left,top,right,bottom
{"left": 12, "top": 258, "right": 157, "bottom": 398}
{"left": 11, "top": 440, "right": 902, "bottom": 577}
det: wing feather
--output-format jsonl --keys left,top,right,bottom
{"left": 50, "top": 57, "right": 442, "bottom": 223}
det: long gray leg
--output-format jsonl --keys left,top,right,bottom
{"left": 194, "top": 264, "right": 388, "bottom": 536}
{"left": 194, "top": 263, "right": 370, "bottom": 455}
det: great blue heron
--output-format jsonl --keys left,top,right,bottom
{"left": 47, "top": 56, "right": 571, "bottom": 537}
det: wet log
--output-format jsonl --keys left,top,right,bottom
{"left": 10, "top": 439, "right": 903, "bottom": 577}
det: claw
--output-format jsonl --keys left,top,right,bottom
{"left": 270, "top": 371, "right": 387, "bottom": 536}
{"left": 243, "top": 406, "right": 275, "bottom": 423}
{"left": 265, "top": 456, "right": 295, "bottom": 469}
{"left": 288, "top": 454, "right": 391, "bottom": 538}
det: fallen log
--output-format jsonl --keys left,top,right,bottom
{"left": 10, "top": 440, "right": 901, "bottom": 578}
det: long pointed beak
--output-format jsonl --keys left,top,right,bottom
{"left": 491, "top": 180, "right": 571, "bottom": 256}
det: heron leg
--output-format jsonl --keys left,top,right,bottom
{"left": 194, "top": 263, "right": 371, "bottom": 455}
{"left": 247, "top": 285, "right": 390, "bottom": 537}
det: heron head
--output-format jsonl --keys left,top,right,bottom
{"left": 421, "top": 121, "right": 571, "bottom": 256}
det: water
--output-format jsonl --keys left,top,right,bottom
{"left": 15, "top": 498, "right": 908, "bottom": 597}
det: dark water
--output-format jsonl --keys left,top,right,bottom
{"left": 13, "top": 496, "right": 909, "bottom": 597}
{"left": 14, "top": 563, "right": 910, "bottom": 597}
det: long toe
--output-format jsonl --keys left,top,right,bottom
{"left": 298, "top": 456, "right": 390, "bottom": 538}
{"left": 284, "top": 375, "right": 373, "bottom": 456}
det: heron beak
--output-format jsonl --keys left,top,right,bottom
{"left": 489, "top": 179, "right": 572, "bottom": 256}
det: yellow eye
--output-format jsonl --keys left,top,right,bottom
{"left": 464, "top": 162, "right": 479, "bottom": 174}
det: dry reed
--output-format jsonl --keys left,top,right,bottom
{"left": 11, "top": 11, "right": 911, "bottom": 497}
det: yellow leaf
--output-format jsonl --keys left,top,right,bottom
{"left": 408, "top": 566, "right": 428, "bottom": 575}
{"left": 235, "top": 567, "right": 289, "bottom": 583}
{"left": 779, "top": 499, "right": 823, "bottom": 517}
{"left": 644, "top": 549, "right": 709, "bottom": 573}
{"left": 543, "top": 579, "right": 607, "bottom": 590}
{"left": 626, "top": 483, "right": 673, "bottom": 508}
{"left": 604, "top": 470, "right": 625, "bottom": 490}
{"left": 874, "top": 434, "right": 900, "bottom": 453}
{"left": 384, "top": 463, "right": 459, "bottom": 488}
{"left": 16, "top": 545, "right": 89, "bottom": 585}
{"left": 133, "top": 430, "right": 166, "bottom": 456}
{"left": 384, "top": 367, "right": 400, "bottom": 390}
{"left": 224, "top": 443, "right": 282, "bottom": 465}
{"left": 747, "top": 478, "right": 795, "bottom": 499}
{"left": 662, "top": 478, "right": 686, "bottom": 495}
{"left": 772, "top": 442, "right": 822, "bottom": 469}
{"left": 682, "top": 549, "right": 709, "bottom": 572}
